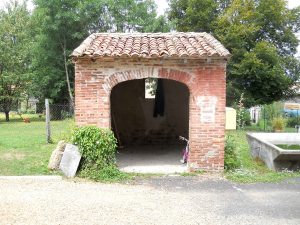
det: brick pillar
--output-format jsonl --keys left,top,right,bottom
{"left": 74, "top": 61, "right": 110, "bottom": 128}
{"left": 188, "top": 66, "right": 226, "bottom": 171}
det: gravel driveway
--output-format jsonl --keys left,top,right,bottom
{"left": 1, "top": 175, "right": 300, "bottom": 225}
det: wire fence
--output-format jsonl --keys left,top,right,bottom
{"left": 48, "top": 104, "right": 74, "bottom": 121}
{"left": 245, "top": 103, "right": 300, "bottom": 132}
{"left": 1, "top": 99, "right": 300, "bottom": 140}
{"left": 0, "top": 100, "right": 74, "bottom": 143}
{"left": 0, "top": 102, "right": 73, "bottom": 121}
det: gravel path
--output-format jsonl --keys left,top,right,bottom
{"left": 1, "top": 175, "right": 300, "bottom": 225}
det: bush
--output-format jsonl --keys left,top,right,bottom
{"left": 243, "top": 110, "right": 251, "bottom": 126}
{"left": 271, "top": 117, "right": 286, "bottom": 131}
{"left": 225, "top": 135, "right": 240, "bottom": 171}
{"left": 286, "top": 117, "right": 300, "bottom": 128}
{"left": 71, "top": 126, "right": 118, "bottom": 179}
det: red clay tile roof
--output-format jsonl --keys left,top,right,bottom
{"left": 72, "top": 32, "right": 230, "bottom": 59}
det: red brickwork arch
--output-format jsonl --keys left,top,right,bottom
{"left": 103, "top": 67, "right": 193, "bottom": 94}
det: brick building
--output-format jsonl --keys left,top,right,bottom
{"left": 72, "top": 32, "right": 230, "bottom": 171}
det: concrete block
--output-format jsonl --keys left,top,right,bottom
{"left": 247, "top": 133, "right": 300, "bottom": 171}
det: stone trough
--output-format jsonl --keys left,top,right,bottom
{"left": 246, "top": 133, "right": 300, "bottom": 171}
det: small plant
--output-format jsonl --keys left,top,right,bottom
{"left": 79, "top": 165, "right": 132, "bottom": 182}
{"left": 235, "top": 93, "right": 250, "bottom": 129}
{"left": 71, "top": 126, "right": 118, "bottom": 180}
{"left": 224, "top": 135, "right": 240, "bottom": 171}
{"left": 271, "top": 117, "right": 286, "bottom": 131}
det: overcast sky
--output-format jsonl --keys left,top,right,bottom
{"left": 0, "top": 0, "right": 299, "bottom": 14}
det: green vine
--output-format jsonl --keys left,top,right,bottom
{"left": 71, "top": 126, "right": 117, "bottom": 173}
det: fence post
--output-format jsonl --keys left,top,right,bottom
{"left": 297, "top": 109, "right": 299, "bottom": 125}
{"left": 263, "top": 107, "right": 266, "bottom": 132}
{"left": 45, "top": 99, "right": 51, "bottom": 143}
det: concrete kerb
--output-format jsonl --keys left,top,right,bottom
{"left": 0, "top": 176, "right": 63, "bottom": 181}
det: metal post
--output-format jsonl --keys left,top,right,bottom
{"left": 45, "top": 99, "right": 51, "bottom": 143}
{"left": 264, "top": 107, "right": 266, "bottom": 132}
{"left": 297, "top": 109, "right": 299, "bottom": 125}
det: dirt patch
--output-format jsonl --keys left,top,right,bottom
{"left": 0, "top": 152, "right": 26, "bottom": 160}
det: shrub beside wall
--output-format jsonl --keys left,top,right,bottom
{"left": 71, "top": 126, "right": 120, "bottom": 180}
{"left": 224, "top": 135, "right": 240, "bottom": 171}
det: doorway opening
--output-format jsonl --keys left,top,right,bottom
{"left": 110, "top": 78, "right": 189, "bottom": 173}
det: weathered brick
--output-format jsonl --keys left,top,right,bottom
{"left": 74, "top": 58, "right": 226, "bottom": 171}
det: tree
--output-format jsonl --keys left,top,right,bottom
{"left": 31, "top": 0, "right": 94, "bottom": 107}
{"left": 31, "top": 0, "right": 165, "bottom": 105}
{"left": 0, "top": 1, "right": 33, "bottom": 121}
{"left": 104, "top": 0, "right": 157, "bottom": 32}
{"left": 168, "top": 0, "right": 218, "bottom": 32}
{"left": 168, "top": 0, "right": 231, "bottom": 32}
{"left": 144, "top": 15, "right": 173, "bottom": 33}
{"left": 229, "top": 41, "right": 293, "bottom": 106}
{"left": 168, "top": 0, "right": 300, "bottom": 107}
{"left": 216, "top": 0, "right": 300, "bottom": 106}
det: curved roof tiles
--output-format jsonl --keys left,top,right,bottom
{"left": 72, "top": 32, "right": 230, "bottom": 59}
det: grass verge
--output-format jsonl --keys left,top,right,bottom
{"left": 0, "top": 115, "right": 74, "bottom": 175}
{"left": 1, "top": 114, "right": 300, "bottom": 183}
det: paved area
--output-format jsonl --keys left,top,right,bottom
{"left": 0, "top": 175, "right": 300, "bottom": 225}
{"left": 117, "top": 145, "right": 187, "bottom": 173}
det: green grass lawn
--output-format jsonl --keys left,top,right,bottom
{"left": 226, "top": 130, "right": 300, "bottom": 183}
{"left": 1, "top": 112, "right": 300, "bottom": 182}
{"left": 0, "top": 114, "right": 74, "bottom": 175}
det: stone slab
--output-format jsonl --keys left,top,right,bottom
{"left": 59, "top": 144, "right": 81, "bottom": 178}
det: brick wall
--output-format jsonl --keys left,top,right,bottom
{"left": 74, "top": 57, "right": 227, "bottom": 171}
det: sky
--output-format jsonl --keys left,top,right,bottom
{"left": 0, "top": 0, "right": 299, "bottom": 14}
{"left": 155, "top": 0, "right": 168, "bottom": 16}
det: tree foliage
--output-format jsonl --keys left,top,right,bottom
{"left": 2, "top": 0, "right": 298, "bottom": 109}
{"left": 168, "top": 0, "right": 300, "bottom": 107}
{"left": 31, "top": 0, "right": 94, "bottom": 105}
{"left": 30, "top": 0, "right": 170, "bottom": 104}
{"left": 168, "top": 0, "right": 218, "bottom": 32}
{"left": 0, "top": 1, "right": 33, "bottom": 121}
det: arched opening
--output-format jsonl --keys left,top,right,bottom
{"left": 110, "top": 78, "right": 189, "bottom": 173}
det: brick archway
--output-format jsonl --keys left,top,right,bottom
{"left": 106, "top": 67, "right": 192, "bottom": 147}
{"left": 110, "top": 77, "right": 190, "bottom": 148}
{"left": 103, "top": 68, "right": 193, "bottom": 94}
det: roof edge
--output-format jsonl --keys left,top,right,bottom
{"left": 71, "top": 32, "right": 231, "bottom": 59}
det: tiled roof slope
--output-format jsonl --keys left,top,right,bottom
{"left": 72, "top": 32, "right": 230, "bottom": 59}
